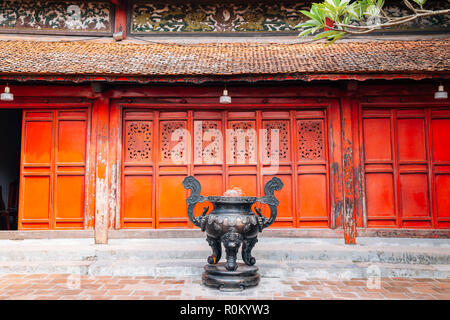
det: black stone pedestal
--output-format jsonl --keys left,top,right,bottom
{"left": 202, "top": 263, "right": 260, "bottom": 291}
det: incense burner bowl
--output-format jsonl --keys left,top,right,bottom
{"left": 182, "top": 175, "right": 283, "bottom": 290}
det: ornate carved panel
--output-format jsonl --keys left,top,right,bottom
{"left": 130, "top": 0, "right": 449, "bottom": 34}
{"left": 228, "top": 121, "right": 256, "bottom": 163}
{"left": 131, "top": 2, "right": 309, "bottom": 33}
{"left": 125, "top": 121, "right": 153, "bottom": 162}
{"left": 263, "top": 120, "right": 290, "bottom": 162}
{"left": 160, "top": 121, "right": 187, "bottom": 162}
{"left": 297, "top": 120, "right": 324, "bottom": 161}
{"left": 0, "top": 0, "right": 113, "bottom": 34}
{"left": 194, "top": 120, "right": 222, "bottom": 164}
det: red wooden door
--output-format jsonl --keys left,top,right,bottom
{"left": 362, "top": 108, "right": 450, "bottom": 228}
{"left": 121, "top": 109, "right": 330, "bottom": 229}
{"left": 18, "top": 109, "right": 89, "bottom": 230}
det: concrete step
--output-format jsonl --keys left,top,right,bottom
{"left": 0, "top": 258, "right": 448, "bottom": 280}
{"left": 0, "top": 238, "right": 448, "bottom": 279}
{"left": 0, "top": 238, "right": 448, "bottom": 265}
{"left": 86, "top": 258, "right": 450, "bottom": 279}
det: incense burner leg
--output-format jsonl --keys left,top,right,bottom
{"left": 206, "top": 235, "right": 222, "bottom": 264}
{"left": 242, "top": 237, "right": 258, "bottom": 266}
{"left": 221, "top": 229, "right": 242, "bottom": 271}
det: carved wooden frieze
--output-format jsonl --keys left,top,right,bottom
{"left": 131, "top": 2, "right": 310, "bottom": 33}
{"left": 130, "top": 0, "right": 449, "bottom": 34}
{"left": 0, "top": 0, "right": 113, "bottom": 34}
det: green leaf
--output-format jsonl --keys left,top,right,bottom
{"left": 313, "top": 30, "right": 341, "bottom": 40}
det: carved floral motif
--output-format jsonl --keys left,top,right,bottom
{"left": 228, "top": 121, "right": 256, "bottom": 163}
{"left": 297, "top": 120, "right": 324, "bottom": 161}
{"left": 0, "top": 0, "right": 112, "bottom": 33}
{"left": 160, "top": 121, "right": 187, "bottom": 162}
{"left": 263, "top": 120, "right": 290, "bottom": 162}
{"left": 126, "top": 121, "right": 153, "bottom": 162}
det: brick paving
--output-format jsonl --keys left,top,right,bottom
{"left": 0, "top": 274, "right": 448, "bottom": 300}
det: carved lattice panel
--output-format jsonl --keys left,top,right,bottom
{"left": 160, "top": 121, "right": 187, "bottom": 162}
{"left": 297, "top": 120, "right": 324, "bottom": 161}
{"left": 125, "top": 121, "right": 153, "bottom": 162}
{"left": 194, "top": 120, "right": 222, "bottom": 164}
{"left": 228, "top": 121, "right": 256, "bottom": 163}
{"left": 263, "top": 120, "right": 290, "bottom": 162}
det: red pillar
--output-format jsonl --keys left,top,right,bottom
{"left": 341, "top": 97, "right": 357, "bottom": 244}
{"left": 113, "top": 0, "right": 127, "bottom": 40}
{"left": 93, "top": 97, "right": 110, "bottom": 244}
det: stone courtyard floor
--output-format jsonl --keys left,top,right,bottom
{"left": 0, "top": 274, "right": 448, "bottom": 300}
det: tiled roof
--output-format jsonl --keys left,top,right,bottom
{"left": 0, "top": 39, "right": 448, "bottom": 81}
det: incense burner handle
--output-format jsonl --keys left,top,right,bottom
{"left": 253, "top": 177, "right": 284, "bottom": 231}
{"left": 182, "top": 176, "right": 209, "bottom": 231}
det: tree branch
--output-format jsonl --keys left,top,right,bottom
{"left": 334, "top": 8, "right": 450, "bottom": 33}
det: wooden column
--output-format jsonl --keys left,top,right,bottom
{"left": 112, "top": 0, "right": 127, "bottom": 40}
{"left": 93, "top": 97, "right": 110, "bottom": 244}
{"left": 341, "top": 97, "right": 357, "bottom": 244}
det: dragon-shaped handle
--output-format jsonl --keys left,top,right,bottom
{"left": 182, "top": 176, "right": 209, "bottom": 231}
{"left": 253, "top": 177, "right": 284, "bottom": 231}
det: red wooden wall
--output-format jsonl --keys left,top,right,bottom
{"left": 361, "top": 107, "right": 450, "bottom": 229}
{"left": 120, "top": 108, "right": 332, "bottom": 229}
{"left": 0, "top": 82, "right": 448, "bottom": 239}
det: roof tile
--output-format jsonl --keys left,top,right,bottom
{"left": 0, "top": 39, "right": 448, "bottom": 77}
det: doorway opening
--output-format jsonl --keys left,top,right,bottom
{"left": 0, "top": 109, "right": 22, "bottom": 230}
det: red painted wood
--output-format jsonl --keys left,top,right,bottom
{"left": 113, "top": 0, "right": 127, "bottom": 39}
{"left": 341, "top": 98, "right": 356, "bottom": 244}
{"left": 361, "top": 107, "right": 450, "bottom": 229}
{"left": 120, "top": 108, "right": 334, "bottom": 229}
{"left": 18, "top": 109, "right": 89, "bottom": 230}
{"left": 0, "top": 82, "right": 448, "bottom": 236}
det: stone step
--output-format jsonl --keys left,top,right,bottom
{"left": 0, "top": 238, "right": 448, "bottom": 265}
{"left": 0, "top": 237, "right": 448, "bottom": 279}
{"left": 0, "top": 258, "right": 448, "bottom": 280}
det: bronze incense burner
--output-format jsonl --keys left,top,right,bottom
{"left": 182, "top": 176, "right": 283, "bottom": 291}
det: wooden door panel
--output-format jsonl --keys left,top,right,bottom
{"left": 123, "top": 175, "right": 153, "bottom": 228}
{"left": 297, "top": 174, "right": 328, "bottom": 227}
{"left": 432, "top": 119, "right": 450, "bottom": 162}
{"left": 435, "top": 175, "right": 450, "bottom": 228}
{"left": 121, "top": 115, "right": 155, "bottom": 228}
{"left": 54, "top": 112, "right": 87, "bottom": 229}
{"left": 23, "top": 120, "right": 53, "bottom": 164}
{"left": 21, "top": 176, "right": 51, "bottom": 229}
{"left": 365, "top": 173, "right": 396, "bottom": 227}
{"left": 295, "top": 115, "right": 329, "bottom": 228}
{"left": 158, "top": 175, "right": 188, "bottom": 228}
{"left": 19, "top": 112, "right": 54, "bottom": 229}
{"left": 55, "top": 175, "right": 85, "bottom": 229}
{"left": 363, "top": 118, "right": 392, "bottom": 161}
{"left": 399, "top": 174, "right": 431, "bottom": 227}
{"left": 19, "top": 109, "right": 88, "bottom": 230}
{"left": 57, "top": 121, "right": 87, "bottom": 163}
{"left": 397, "top": 119, "right": 426, "bottom": 162}
{"left": 431, "top": 115, "right": 450, "bottom": 229}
